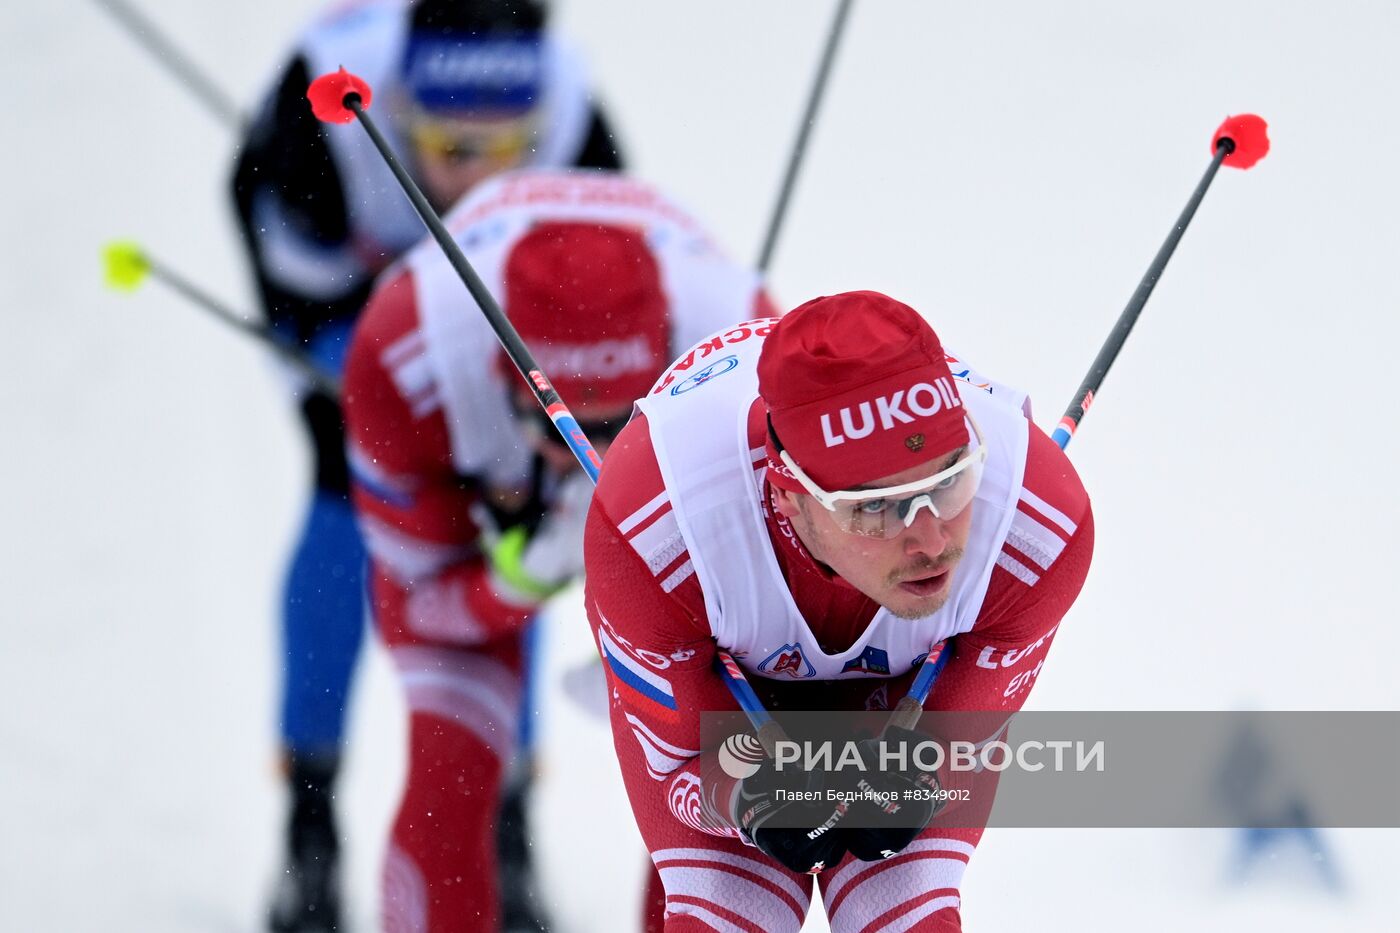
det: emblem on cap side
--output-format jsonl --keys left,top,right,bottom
{"left": 905, "top": 434, "right": 925, "bottom": 452}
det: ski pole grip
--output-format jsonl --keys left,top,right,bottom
{"left": 886, "top": 695, "right": 924, "bottom": 733}
{"left": 757, "top": 720, "right": 788, "bottom": 760}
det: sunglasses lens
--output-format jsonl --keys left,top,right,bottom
{"left": 771, "top": 410, "right": 989, "bottom": 539}
{"left": 409, "top": 116, "right": 531, "bottom": 164}
{"left": 829, "top": 456, "right": 984, "bottom": 539}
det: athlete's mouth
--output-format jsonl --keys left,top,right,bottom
{"left": 896, "top": 564, "right": 952, "bottom": 597}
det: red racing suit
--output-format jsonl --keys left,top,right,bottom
{"left": 585, "top": 343, "right": 1093, "bottom": 932}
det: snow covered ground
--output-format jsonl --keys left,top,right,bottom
{"left": 3, "top": 0, "right": 1398, "bottom": 930}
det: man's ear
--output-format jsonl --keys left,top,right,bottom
{"left": 771, "top": 486, "right": 803, "bottom": 519}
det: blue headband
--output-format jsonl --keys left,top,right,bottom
{"left": 402, "top": 35, "right": 544, "bottom": 113}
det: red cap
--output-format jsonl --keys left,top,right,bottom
{"left": 758, "top": 291, "right": 969, "bottom": 492}
{"left": 504, "top": 222, "right": 669, "bottom": 407}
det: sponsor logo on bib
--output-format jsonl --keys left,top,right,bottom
{"left": 758, "top": 643, "right": 816, "bottom": 678}
{"left": 671, "top": 354, "right": 739, "bottom": 395}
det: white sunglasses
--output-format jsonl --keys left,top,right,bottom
{"left": 769, "top": 413, "right": 987, "bottom": 539}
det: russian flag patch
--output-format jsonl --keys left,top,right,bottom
{"left": 598, "top": 627, "right": 678, "bottom": 713}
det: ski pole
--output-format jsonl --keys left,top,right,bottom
{"left": 884, "top": 642, "right": 953, "bottom": 733}
{"left": 755, "top": 0, "right": 855, "bottom": 273}
{"left": 889, "top": 114, "right": 1272, "bottom": 734}
{"left": 102, "top": 241, "right": 341, "bottom": 397}
{"left": 89, "top": 0, "right": 245, "bottom": 130}
{"left": 1052, "top": 113, "right": 1271, "bottom": 449}
{"left": 715, "top": 650, "right": 790, "bottom": 756}
{"left": 307, "top": 67, "right": 603, "bottom": 483}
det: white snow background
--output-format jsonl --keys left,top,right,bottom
{"left": 2, "top": 0, "right": 1397, "bottom": 930}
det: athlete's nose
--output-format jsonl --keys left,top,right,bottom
{"left": 901, "top": 505, "right": 950, "bottom": 559}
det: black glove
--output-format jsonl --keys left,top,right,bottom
{"left": 840, "top": 726, "right": 946, "bottom": 862}
{"left": 734, "top": 760, "right": 849, "bottom": 874}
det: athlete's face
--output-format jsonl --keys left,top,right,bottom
{"left": 512, "top": 389, "right": 632, "bottom": 475}
{"left": 407, "top": 111, "right": 535, "bottom": 211}
{"left": 773, "top": 452, "right": 974, "bottom": 620}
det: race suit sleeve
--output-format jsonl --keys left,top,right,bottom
{"left": 583, "top": 414, "right": 752, "bottom": 838}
